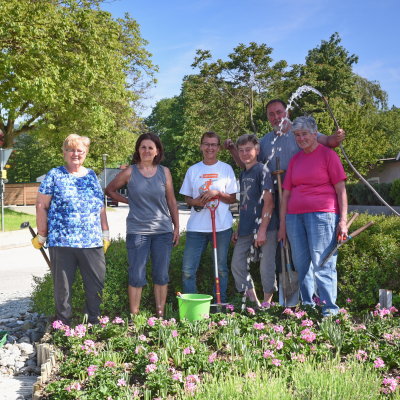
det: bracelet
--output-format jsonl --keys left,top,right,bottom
{"left": 37, "top": 234, "right": 47, "bottom": 244}
{"left": 263, "top": 212, "right": 272, "bottom": 219}
{"left": 102, "top": 230, "right": 110, "bottom": 240}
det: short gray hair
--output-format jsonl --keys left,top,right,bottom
{"left": 292, "top": 116, "right": 318, "bottom": 134}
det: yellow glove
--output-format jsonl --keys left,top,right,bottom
{"left": 103, "top": 239, "right": 111, "bottom": 254}
{"left": 32, "top": 234, "right": 46, "bottom": 249}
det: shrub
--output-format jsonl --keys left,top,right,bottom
{"left": 346, "top": 182, "right": 394, "bottom": 205}
{"left": 390, "top": 179, "right": 400, "bottom": 206}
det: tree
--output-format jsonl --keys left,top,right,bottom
{"left": 0, "top": 0, "right": 156, "bottom": 166}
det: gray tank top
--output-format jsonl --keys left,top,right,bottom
{"left": 126, "top": 165, "right": 173, "bottom": 234}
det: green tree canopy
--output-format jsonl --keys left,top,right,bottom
{"left": 0, "top": 0, "right": 156, "bottom": 170}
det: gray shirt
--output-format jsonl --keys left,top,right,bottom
{"left": 238, "top": 163, "right": 276, "bottom": 236}
{"left": 127, "top": 165, "right": 172, "bottom": 235}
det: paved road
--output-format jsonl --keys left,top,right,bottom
{"left": 0, "top": 204, "right": 191, "bottom": 304}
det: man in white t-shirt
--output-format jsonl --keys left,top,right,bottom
{"left": 180, "top": 131, "right": 238, "bottom": 302}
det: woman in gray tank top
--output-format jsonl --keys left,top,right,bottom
{"left": 106, "top": 133, "right": 179, "bottom": 317}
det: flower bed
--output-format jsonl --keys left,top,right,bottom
{"left": 38, "top": 303, "right": 400, "bottom": 399}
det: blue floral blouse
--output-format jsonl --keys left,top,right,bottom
{"left": 39, "top": 166, "right": 104, "bottom": 248}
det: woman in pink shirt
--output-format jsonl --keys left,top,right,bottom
{"left": 277, "top": 116, "right": 348, "bottom": 316}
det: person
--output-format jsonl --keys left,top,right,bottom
{"left": 33, "top": 134, "right": 110, "bottom": 326}
{"left": 231, "top": 134, "right": 275, "bottom": 306}
{"left": 180, "top": 131, "right": 238, "bottom": 303}
{"left": 277, "top": 116, "right": 348, "bottom": 316}
{"left": 225, "top": 99, "right": 345, "bottom": 304}
{"left": 105, "top": 132, "right": 179, "bottom": 317}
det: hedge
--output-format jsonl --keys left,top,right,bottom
{"left": 31, "top": 213, "right": 400, "bottom": 321}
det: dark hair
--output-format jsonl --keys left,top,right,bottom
{"left": 265, "top": 99, "right": 287, "bottom": 113}
{"left": 132, "top": 132, "right": 164, "bottom": 165}
{"left": 200, "top": 131, "right": 221, "bottom": 145}
{"left": 236, "top": 134, "right": 259, "bottom": 148}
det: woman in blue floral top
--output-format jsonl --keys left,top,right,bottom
{"left": 33, "top": 134, "right": 109, "bottom": 326}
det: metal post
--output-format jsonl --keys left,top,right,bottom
{"left": 102, "top": 154, "right": 108, "bottom": 208}
{"left": 1, "top": 177, "right": 4, "bottom": 232}
{"left": 379, "top": 289, "right": 392, "bottom": 309}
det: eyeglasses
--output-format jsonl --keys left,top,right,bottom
{"left": 201, "top": 142, "right": 219, "bottom": 148}
{"left": 66, "top": 148, "right": 85, "bottom": 154}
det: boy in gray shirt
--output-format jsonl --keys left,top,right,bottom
{"left": 231, "top": 134, "right": 276, "bottom": 307}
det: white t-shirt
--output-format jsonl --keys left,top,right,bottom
{"left": 180, "top": 161, "right": 238, "bottom": 232}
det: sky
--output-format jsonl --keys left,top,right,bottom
{"left": 102, "top": 0, "right": 400, "bottom": 116}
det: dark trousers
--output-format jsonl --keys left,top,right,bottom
{"left": 49, "top": 247, "right": 106, "bottom": 325}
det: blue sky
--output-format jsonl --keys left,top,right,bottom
{"left": 102, "top": 0, "right": 400, "bottom": 115}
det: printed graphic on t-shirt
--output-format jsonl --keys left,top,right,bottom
{"left": 199, "top": 174, "right": 218, "bottom": 194}
{"left": 240, "top": 177, "right": 256, "bottom": 211}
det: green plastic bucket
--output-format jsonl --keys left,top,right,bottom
{"left": 177, "top": 294, "right": 213, "bottom": 321}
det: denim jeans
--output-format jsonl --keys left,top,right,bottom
{"left": 285, "top": 212, "right": 339, "bottom": 316}
{"left": 182, "top": 228, "right": 232, "bottom": 303}
{"left": 126, "top": 232, "right": 173, "bottom": 287}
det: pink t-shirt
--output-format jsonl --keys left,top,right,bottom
{"left": 282, "top": 144, "right": 347, "bottom": 214}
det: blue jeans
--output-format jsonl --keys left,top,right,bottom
{"left": 182, "top": 228, "right": 232, "bottom": 303}
{"left": 126, "top": 232, "right": 173, "bottom": 287}
{"left": 286, "top": 212, "right": 339, "bottom": 316}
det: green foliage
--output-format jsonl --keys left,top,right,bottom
{"left": 0, "top": 0, "right": 156, "bottom": 171}
{"left": 0, "top": 208, "right": 36, "bottom": 231}
{"left": 389, "top": 179, "right": 400, "bottom": 205}
{"left": 347, "top": 182, "right": 394, "bottom": 205}
{"left": 337, "top": 214, "right": 400, "bottom": 309}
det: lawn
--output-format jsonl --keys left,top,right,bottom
{"left": 0, "top": 208, "right": 36, "bottom": 231}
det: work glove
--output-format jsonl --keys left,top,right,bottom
{"left": 32, "top": 234, "right": 47, "bottom": 249}
{"left": 102, "top": 230, "right": 110, "bottom": 254}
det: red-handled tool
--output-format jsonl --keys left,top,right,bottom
{"left": 205, "top": 197, "right": 222, "bottom": 306}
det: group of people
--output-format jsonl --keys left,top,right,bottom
{"left": 32, "top": 98, "right": 347, "bottom": 325}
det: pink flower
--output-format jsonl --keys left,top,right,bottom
{"left": 253, "top": 322, "right": 265, "bottom": 330}
{"left": 246, "top": 372, "right": 257, "bottom": 379}
{"left": 246, "top": 307, "right": 256, "bottom": 315}
{"left": 74, "top": 324, "right": 86, "bottom": 338}
{"left": 112, "top": 317, "right": 124, "bottom": 324}
{"left": 295, "top": 311, "right": 306, "bottom": 319}
{"left": 208, "top": 352, "right": 217, "bottom": 363}
{"left": 64, "top": 327, "right": 75, "bottom": 337}
{"left": 87, "top": 365, "right": 98, "bottom": 376}
{"left": 99, "top": 316, "right": 109, "bottom": 325}
{"left": 81, "top": 340, "right": 97, "bottom": 355}
{"left": 291, "top": 353, "right": 306, "bottom": 363}
{"left": 339, "top": 308, "right": 348, "bottom": 314}
{"left": 65, "top": 382, "right": 81, "bottom": 392}
{"left": 382, "top": 377, "right": 398, "bottom": 394}
{"left": 300, "top": 328, "right": 316, "bottom": 343}
{"left": 273, "top": 324, "right": 284, "bottom": 333}
{"left": 374, "top": 358, "right": 385, "bottom": 368}
{"left": 301, "top": 319, "right": 313, "bottom": 327}
{"left": 261, "top": 301, "right": 271, "bottom": 308}
{"left": 104, "top": 361, "right": 116, "bottom": 368}
{"left": 147, "top": 317, "right": 157, "bottom": 327}
{"left": 148, "top": 352, "right": 158, "bottom": 363}
{"left": 135, "top": 345, "right": 145, "bottom": 354}
{"left": 117, "top": 379, "right": 126, "bottom": 387}
{"left": 52, "top": 320, "right": 65, "bottom": 330}
{"left": 383, "top": 333, "right": 394, "bottom": 341}
{"left": 185, "top": 375, "right": 200, "bottom": 394}
{"left": 218, "top": 319, "right": 228, "bottom": 326}
{"left": 183, "top": 346, "right": 195, "bottom": 355}
{"left": 389, "top": 306, "right": 398, "bottom": 314}
{"left": 346, "top": 298, "right": 352, "bottom": 303}
{"left": 271, "top": 358, "right": 282, "bottom": 366}
{"left": 145, "top": 364, "right": 157, "bottom": 373}
{"left": 282, "top": 308, "right": 294, "bottom": 316}
{"left": 355, "top": 350, "right": 368, "bottom": 362}
{"left": 171, "top": 371, "right": 183, "bottom": 382}
{"left": 259, "top": 334, "right": 267, "bottom": 341}
{"left": 225, "top": 304, "right": 235, "bottom": 312}
{"left": 275, "top": 340, "right": 284, "bottom": 350}
{"left": 335, "top": 319, "right": 340, "bottom": 324}
{"left": 263, "top": 350, "right": 275, "bottom": 358}
{"left": 171, "top": 330, "right": 179, "bottom": 338}
{"left": 138, "top": 334, "right": 147, "bottom": 341}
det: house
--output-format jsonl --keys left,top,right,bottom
{"left": 366, "top": 152, "right": 400, "bottom": 184}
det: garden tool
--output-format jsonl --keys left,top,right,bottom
{"left": 205, "top": 197, "right": 225, "bottom": 310}
{"left": 273, "top": 157, "right": 299, "bottom": 307}
{"left": 21, "top": 221, "right": 52, "bottom": 271}
{"left": 319, "top": 215, "right": 374, "bottom": 268}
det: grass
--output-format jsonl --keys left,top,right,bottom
{"left": 0, "top": 208, "right": 36, "bottom": 231}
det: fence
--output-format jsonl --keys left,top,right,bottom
{"left": 4, "top": 183, "right": 40, "bottom": 206}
